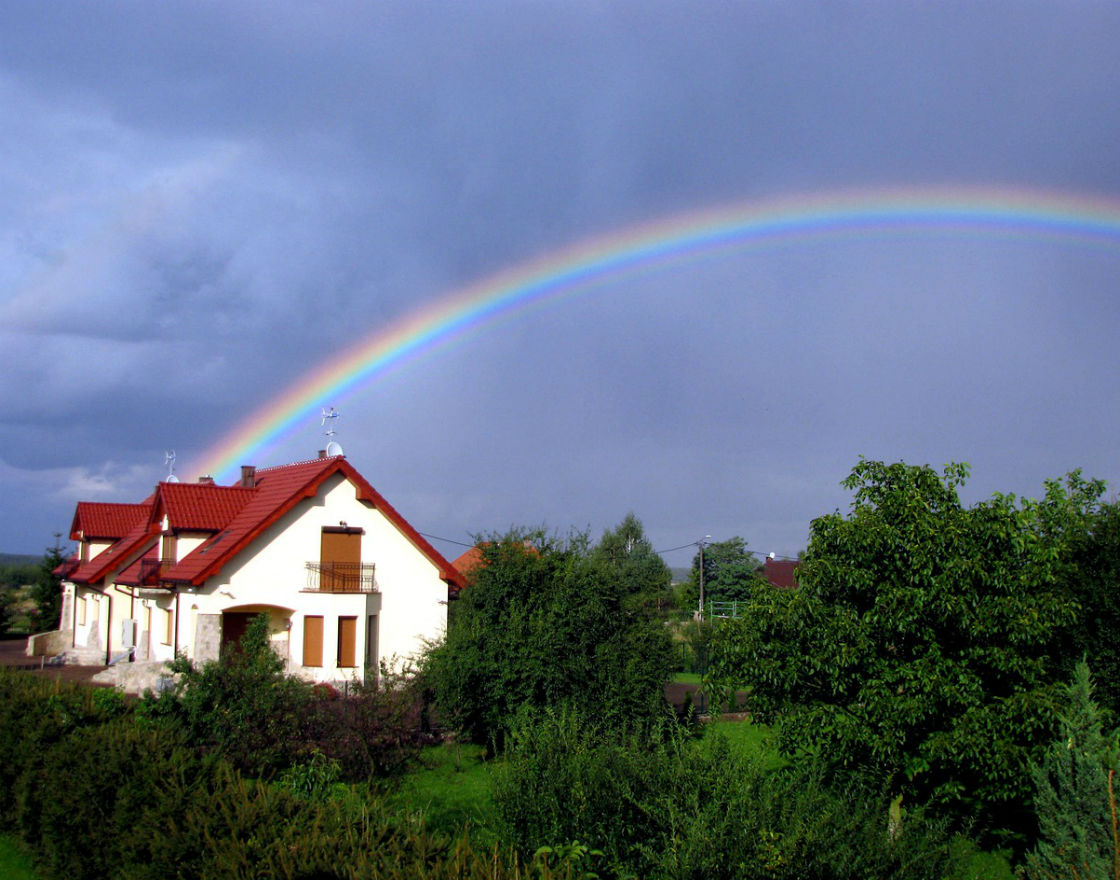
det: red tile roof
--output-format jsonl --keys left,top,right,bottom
{"left": 70, "top": 502, "right": 149, "bottom": 541}
{"left": 62, "top": 456, "right": 465, "bottom": 595}
{"left": 116, "top": 544, "right": 161, "bottom": 587}
{"left": 452, "top": 546, "right": 485, "bottom": 578}
{"left": 68, "top": 496, "right": 159, "bottom": 586}
{"left": 153, "top": 482, "right": 255, "bottom": 532}
{"left": 162, "top": 457, "right": 466, "bottom": 591}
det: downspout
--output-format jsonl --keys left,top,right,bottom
{"left": 173, "top": 587, "right": 181, "bottom": 658}
{"left": 104, "top": 591, "right": 113, "bottom": 666}
{"left": 70, "top": 583, "right": 78, "bottom": 648}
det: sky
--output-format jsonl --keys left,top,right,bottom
{"left": 2, "top": 1, "right": 1119, "bottom": 567}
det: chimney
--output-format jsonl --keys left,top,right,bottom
{"left": 318, "top": 449, "right": 327, "bottom": 459}
{"left": 197, "top": 475, "right": 215, "bottom": 485}
{"left": 240, "top": 465, "right": 256, "bottom": 488}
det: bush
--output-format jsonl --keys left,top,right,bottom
{"left": 493, "top": 708, "right": 956, "bottom": 879}
{"left": 426, "top": 526, "right": 675, "bottom": 750}
{"left": 0, "top": 670, "right": 595, "bottom": 879}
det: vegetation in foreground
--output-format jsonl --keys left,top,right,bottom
{"left": 5, "top": 461, "right": 1120, "bottom": 878}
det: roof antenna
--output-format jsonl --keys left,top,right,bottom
{"left": 321, "top": 407, "right": 343, "bottom": 457}
{"left": 164, "top": 450, "right": 180, "bottom": 483}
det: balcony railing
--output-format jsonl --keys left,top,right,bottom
{"left": 304, "top": 561, "right": 377, "bottom": 593}
{"left": 139, "top": 558, "right": 174, "bottom": 586}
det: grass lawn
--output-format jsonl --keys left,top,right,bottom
{"left": 387, "top": 741, "right": 500, "bottom": 843}
{"left": 671, "top": 671, "right": 702, "bottom": 685}
{"left": 0, "top": 835, "right": 38, "bottom": 880}
{"left": 704, "top": 716, "right": 784, "bottom": 767}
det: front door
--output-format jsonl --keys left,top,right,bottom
{"left": 220, "top": 612, "right": 257, "bottom": 657}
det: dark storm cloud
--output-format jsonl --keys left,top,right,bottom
{"left": 0, "top": 1, "right": 1118, "bottom": 556}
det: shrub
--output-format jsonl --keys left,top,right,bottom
{"left": 0, "top": 670, "right": 594, "bottom": 879}
{"left": 493, "top": 708, "right": 955, "bottom": 880}
{"left": 426, "top": 526, "right": 675, "bottom": 750}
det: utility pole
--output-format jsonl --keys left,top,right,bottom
{"left": 696, "top": 535, "right": 711, "bottom": 620}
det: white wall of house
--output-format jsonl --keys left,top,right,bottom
{"left": 176, "top": 472, "right": 447, "bottom": 683}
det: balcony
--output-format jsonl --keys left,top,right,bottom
{"left": 139, "top": 558, "right": 174, "bottom": 586}
{"left": 304, "top": 561, "right": 377, "bottom": 593}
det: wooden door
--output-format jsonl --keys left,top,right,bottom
{"left": 221, "top": 612, "right": 256, "bottom": 656}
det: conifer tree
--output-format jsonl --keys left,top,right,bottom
{"left": 1026, "top": 662, "right": 1119, "bottom": 880}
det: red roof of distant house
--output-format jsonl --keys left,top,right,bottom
{"left": 70, "top": 502, "right": 149, "bottom": 541}
{"left": 761, "top": 558, "right": 799, "bottom": 589}
{"left": 452, "top": 546, "right": 485, "bottom": 578}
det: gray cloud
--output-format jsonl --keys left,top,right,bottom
{"left": 1, "top": 1, "right": 1118, "bottom": 559}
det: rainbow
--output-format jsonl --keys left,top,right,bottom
{"left": 190, "top": 185, "right": 1120, "bottom": 480}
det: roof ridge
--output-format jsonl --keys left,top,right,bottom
{"left": 254, "top": 455, "right": 343, "bottom": 474}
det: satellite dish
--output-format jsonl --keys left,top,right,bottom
{"left": 325, "top": 440, "right": 344, "bottom": 456}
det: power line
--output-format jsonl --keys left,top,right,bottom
{"left": 418, "top": 531, "right": 476, "bottom": 550}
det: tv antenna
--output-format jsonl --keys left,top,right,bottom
{"left": 164, "top": 450, "right": 180, "bottom": 483}
{"left": 321, "top": 407, "right": 343, "bottom": 457}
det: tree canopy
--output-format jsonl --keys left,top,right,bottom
{"left": 707, "top": 459, "right": 1107, "bottom": 834}
{"left": 676, "top": 536, "right": 764, "bottom": 612}
{"left": 426, "top": 519, "right": 675, "bottom": 748}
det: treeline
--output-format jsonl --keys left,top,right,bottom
{"left": 0, "top": 542, "right": 64, "bottom": 636}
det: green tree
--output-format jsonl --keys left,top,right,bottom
{"left": 707, "top": 460, "right": 1097, "bottom": 836}
{"left": 426, "top": 522, "right": 675, "bottom": 748}
{"left": 30, "top": 534, "right": 66, "bottom": 633}
{"left": 1068, "top": 499, "right": 1120, "bottom": 718}
{"left": 589, "top": 512, "right": 673, "bottom": 608}
{"left": 682, "top": 536, "right": 763, "bottom": 610}
{"left": 1025, "top": 662, "right": 1118, "bottom": 880}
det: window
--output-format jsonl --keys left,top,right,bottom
{"left": 337, "top": 616, "right": 357, "bottom": 667}
{"left": 303, "top": 616, "right": 324, "bottom": 667}
{"left": 161, "top": 533, "right": 178, "bottom": 565}
{"left": 162, "top": 608, "right": 174, "bottom": 645}
{"left": 78, "top": 596, "right": 87, "bottom": 625}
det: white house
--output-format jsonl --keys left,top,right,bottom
{"left": 45, "top": 454, "right": 464, "bottom": 688}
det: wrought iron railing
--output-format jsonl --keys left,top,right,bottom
{"left": 304, "top": 561, "right": 377, "bottom": 593}
{"left": 139, "top": 558, "right": 175, "bottom": 586}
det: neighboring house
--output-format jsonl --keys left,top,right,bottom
{"left": 43, "top": 454, "right": 464, "bottom": 686}
{"left": 760, "top": 558, "right": 799, "bottom": 590}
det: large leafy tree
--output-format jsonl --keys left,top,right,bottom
{"left": 427, "top": 521, "right": 674, "bottom": 748}
{"left": 708, "top": 459, "right": 1103, "bottom": 834}
{"left": 1067, "top": 499, "right": 1120, "bottom": 717}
